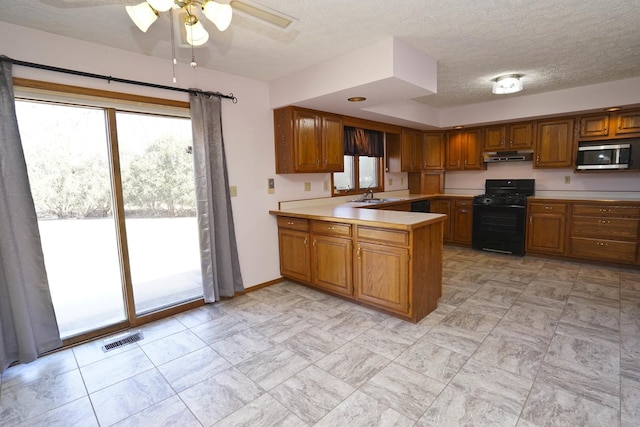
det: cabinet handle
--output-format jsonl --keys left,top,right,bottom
{"left": 529, "top": 216, "right": 532, "bottom": 224}
{"left": 287, "top": 221, "right": 294, "bottom": 225}
{"left": 536, "top": 155, "right": 540, "bottom": 164}
{"left": 545, "top": 206, "right": 552, "bottom": 210}
{"left": 598, "top": 220, "right": 610, "bottom": 224}
{"left": 357, "top": 246, "right": 361, "bottom": 258}
{"left": 464, "top": 160, "right": 468, "bottom": 166}
{"left": 603, "top": 128, "right": 607, "bottom": 134}
{"left": 599, "top": 208, "right": 611, "bottom": 212}
{"left": 327, "top": 226, "right": 334, "bottom": 230}
{"left": 303, "top": 237, "right": 308, "bottom": 246}
{"left": 596, "top": 242, "right": 608, "bottom": 247}
{"left": 312, "top": 239, "right": 316, "bottom": 248}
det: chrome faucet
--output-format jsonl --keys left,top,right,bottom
{"left": 365, "top": 188, "right": 374, "bottom": 200}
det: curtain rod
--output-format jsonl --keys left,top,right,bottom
{"left": 1, "top": 55, "right": 237, "bottom": 103}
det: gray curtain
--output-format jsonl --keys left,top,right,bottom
{"left": 190, "top": 92, "right": 244, "bottom": 302}
{"left": 0, "top": 57, "right": 62, "bottom": 373}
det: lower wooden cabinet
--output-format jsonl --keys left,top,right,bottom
{"left": 356, "top": 242, "right": 409, "bottom": 314}
{"left": 273, "top": 214, "right": 445, "bottom": 322}
{"left": 569, "top": 204, "right": 639, "bottom": 264}
{"left": 311, "top": 233, "right": 353, "bottom": 297}
{"left": 526, "top": 202, "right": 568, "bottom": 255}
{"left": 452, "top": 199, "right": 473, "bottom": 244}
{"left": 430, "top": 199, "right": 451, "bottom": 241}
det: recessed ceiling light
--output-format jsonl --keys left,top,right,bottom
{"left": 347, "top": 97, "right": 367, "bottom": 102}
{"left": 605, "top": 107, "right": 621, "bottom": 112}
{"left": 492, "top": 74, "right": 523, "bottom": 94}
{"left": 453, "top": 125, "right": 464, "bottom": 129}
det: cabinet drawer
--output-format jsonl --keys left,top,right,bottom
{"left": 529, "top": 203, "right": 567, "bottom": 214}
{"left": 310, "top": 221, "right": 352, "bottom": 237}
{"left": 454, "top": 199, "right": 472, "bottom": 208}
{"left": 277, "top": 217, "right": 309, "bottom": 231}
{"left": 571, "top": 217, "right": 639, "bottom": 240}
{"left": 357, "top": 226, "right": 409, "bottom": 246}
{"left": 570, "top": 237, "right": 637, "bottom": 264}
{"left": 572, "top": 205, "right": 640, "bottom": 217}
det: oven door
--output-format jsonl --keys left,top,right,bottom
{"left": 472, "top": 204, "right": 527, "bottom": 256}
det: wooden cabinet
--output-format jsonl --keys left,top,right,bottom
{"left": 526, "top": 202, "right": 568, "bottom": 255}
{"left": 274, "top": 106, "right": 344, "bottom": 174}
{"left": 483, "top": 122, "right": 533, "bottom": 151}
{"left": 445, "top": 128, "right": 485, "bottom": 171}
{"left": 452, "top": 199, "right": 473, "bottom": 244}
{"left": 422, "top": 132, "right": 445, "bottom": 169}
{"left": 277, "top": 217, "right": 311, "bottom": 282}
{"left": 356, "top": 241, "right": 409, "bottom": 315}
{"left": 569, "top": 204, "right": 639, "bottom": 264}
{"left": 430, "top": 199, "right": 451, "bottom": 241}
{"left": 400, "top": 129, "right": 423, "bottom": 172}
{"left": 310, "top": 221, "right": 353, "bottom": 296}
{"left": 578, "top": 109, "right": 640, "bottom": 139}
{"left": 273, "top": 212, "right": 445, "bottom": 323}
{"left": 534, "top": 118, "right": 575, "bottom": 168}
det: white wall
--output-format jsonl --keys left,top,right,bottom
{"left": 0, "top": 22, "right": 280, "bottom": 289}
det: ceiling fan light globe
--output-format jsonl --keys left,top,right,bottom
{"left": 492, "top": 75, "right": 523, "bottom": 94}
{"left": 204, "top": 1, "right": 233, "bottom": 31}
{"left": 147, "top": 0, "right": 174, "bottom": 12}
{"left": 185, "top": 19, "right": 210, "bottom": 46}
{"left": 126, "top": 2, "right": 158, "bottom": 32}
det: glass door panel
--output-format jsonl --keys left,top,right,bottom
{"left": 16, "top": 101, "right": 126, "bottom": 339}
{"left": 116, "top": 112, "right": 203, "bottom": 315}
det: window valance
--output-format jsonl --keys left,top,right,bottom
{"left": 344, "top": 126, "right": 384, "bottom": 157}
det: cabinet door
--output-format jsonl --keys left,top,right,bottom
{"left": 508, "top": 122, "right": 533, "bottom": 149}
{"left": 356, "top": 242, "right": 409, "bottom": 315}
{"left": 452, "top": 201, "right": 473, "bottom": 244}
{"left": 445, "top": 131, "right": 463, "bottom": 170}
{"left": 615, "top": 110, "right": 640, "bottom": 136}
{"left": 321, "top": 115, "right": 344, "bottom": 172}
{"left": 401, "top": 130, "right": 421, "bottom": 171}
{"left": 463, "top": 129, "right": 484, "bottom": 170}
{"left": 430, "top": 199, "right": 451, "bottom": 241}
{"left": 312, "top": 235, "right": 353, "bottom": 297}
{"left": 526, "top": 203, "right": 567, "bottom": 254}
{"left": 423, "top": 132, "right": 445, "bottom": 169}
{"left": 278, "top": 229, "right": 311, "bottom": 282}
{"left": 293, "top": 110, "right": 320, "bottom": 172}
{"left": 534, "top": 118, "right": 575, "bottom": 168}
{"left": 484, "top": 126, "right": 506, "bottom": 151}
{"left": 579, "top": 114, "right": 610, "bottom": 138}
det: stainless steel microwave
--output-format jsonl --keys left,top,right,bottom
{"left": 576, "top": 143, "right": 631, "bottom": 170}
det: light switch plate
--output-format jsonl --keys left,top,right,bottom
{"left": 304, "top": 182, "right": 311, "bottom": 191}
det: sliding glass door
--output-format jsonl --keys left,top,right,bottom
{"left": 116, "top": 112, "right": 203, "bottom": 315}
{"left": 15, "top": 98, "right": 203, "bottom": 340}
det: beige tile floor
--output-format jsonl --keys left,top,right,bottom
{"left": 1, "top": 246, "right": 639, "bottom": 426}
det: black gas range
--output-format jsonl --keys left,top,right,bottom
{"left": 472, "top": 179, "right": 535, "bottom": 256}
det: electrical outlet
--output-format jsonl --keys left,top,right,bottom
{"left": 564, "top": 176, "right": 571, "bottom": 184}
{"left": 401, "top": 177, "right": 404, "bottom": 185}
{"left": 268, "top": 178, "right": 274, "bottom": 194}
{"left": 323, "top": 180, "right": 329, "bottom": 191}
{"left": 389, "top": 178, "right": 393, "bottom": 186}
{"left": 304, "top": 182, "right": 311, "bottom": 191}
{"left": 229, "top": 185, "right": 238, "bottom": 197}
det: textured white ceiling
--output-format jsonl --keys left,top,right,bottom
{"left": 2, "top": 0, "right": 640, "bottom": 108}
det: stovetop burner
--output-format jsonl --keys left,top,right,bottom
{"left": 472, "top": 179, "right": 535, "bottom": 207}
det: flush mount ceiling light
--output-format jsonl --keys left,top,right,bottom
{"left": 492, "top": 74, "right": 523, "bottom": 94}
{"left": 126, "top": 0, "right": 292, "bottom": 46}
{"left": 347, "top": 96, "right": 367, "bottom": 102}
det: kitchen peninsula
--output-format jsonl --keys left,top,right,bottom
{"left": 270, "top": 204, "right": 446, "bottom": 323}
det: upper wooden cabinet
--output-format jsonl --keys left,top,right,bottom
{"left": 422, "top": 132, "right": 445, "bottom": 169}
{"left": 534, "top": 118, "right": 575, "bottom": 168}
{"left": 274, "top": 106, "right": 344, "bottom": 174}
{"left": 445, "top": 128, "right": 485, "bottom": 171}
{"left": 400, "top": 129, "right": 423, "bottom": 172}
{"left": 578, "top": 109, "right": 640, "bottom": 139}
{"left": 483, "top": 122, "right": 533, "bottom": 151}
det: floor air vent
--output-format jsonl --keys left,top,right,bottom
{"left": 101, "top": 330, "right": 144, "bottom": 352}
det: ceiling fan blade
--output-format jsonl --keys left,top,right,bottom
{"left": 230, "top": 0, "right": 292, "bottom": 28}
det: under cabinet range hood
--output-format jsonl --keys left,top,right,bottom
{"left": 483, "top": 150, "right": 534, "bottom": 163}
